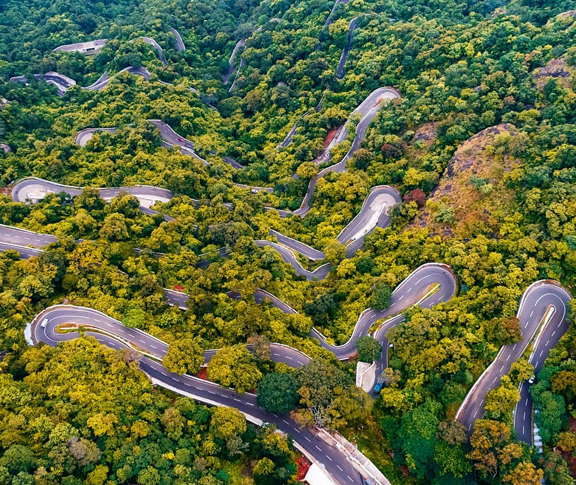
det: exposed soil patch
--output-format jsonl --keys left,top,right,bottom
{"left": 324, "top": 128, "right": 338, "bottom": 148}
{"left": 195, "top": 367, "right": 208, "bottom": 380}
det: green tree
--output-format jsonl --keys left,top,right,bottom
{"left": 355, "top": 335, "right": 382, "bottom": 362}
{"left": 207, "top": 345, "right": 262, "bottom": 393}
{"left": 211, "top": 407, "right": 247, "bottom": 440}
{"left": 163, "top": 338, "right": 204, "bottom": 375}
{"left": 257, "top": 373, "right": 300, "bottom": 414}
{"left": 370, "top": 281, "right": 392, "bottom": 310}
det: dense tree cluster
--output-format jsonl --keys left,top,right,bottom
{"left": 0, "top": 337, "right": 297, "bottom": 485}
{"left": 1, "top": 0, "right": 576, "bottom": 483}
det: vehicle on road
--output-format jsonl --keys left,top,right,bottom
{"left": 528, "top": 375, "right": 536, "bottom": 384}
{"left": 40, "top": 318, "right": 48, "bottom": 328}
{"left": 373, "top": 371, "right": 386, "bottom": 393}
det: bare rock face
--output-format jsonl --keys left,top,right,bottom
{"left": 415, "top": 124, "right": 521, "bottom": 236}
{"left": 412, "top": 123, "right": 438, "bottom": 146}
{"left": 557, "top": 10, "right": 576, "bottom": 19}
{"left": 533, "top": 58, "right": 574, "bottom": 90}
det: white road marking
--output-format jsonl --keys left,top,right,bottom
{"left": 305, "top": 437, "right": 311, "bottom": 442}
{"left": 337, "top": 465, "right": 343, "bottom": 471}
{"left": 326, "top": 455, "right": 333, "bottom": 461}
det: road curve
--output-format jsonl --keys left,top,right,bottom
{"left": 82, "top": 67, "right": 151, "bottom": 91}
{"left": 10, "top": 72, "right": 76, "bottom": 96}
{"left": 28, "top": 304, "right": 362, "bottom": 485}
{"left": 336, "top": 17, "right": 358, "bottom": 79}
{"left": 223, "top": 39, "right": 246, "bottom": 85}
{"left": 265, "top": 186, "right": 401, "bottom": 271}
{"left": 11, "top": 177, "right": 174, "bottom": 221}
{"left": 7, "top": 178, "right": 401, "bottom": 282}
{"left": 456, "top": 280, "right": 572, "bottom": 439}
{"left": 171, "top": 28, "right": 186, "bottom": 51}
{"left": 294, "top": 87, "right": 401, "bottom": 217}
{"left": 0, "top": 220, "right": 455, "bottom": 370}
{"left": 131, "top": 37, "right": 167, "bottom": 65}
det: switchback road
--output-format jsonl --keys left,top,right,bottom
{"left": 456, "top": 280, "right": 572, "bottom": 442}
{"left": 29, "top": 305, "right": 363, "bottom": 485}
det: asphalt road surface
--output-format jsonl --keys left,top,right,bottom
{"left": 223, "top": 39, "right": 246, "bottom": 85}
{"left": 132, "top": 37, "right": 167, "bottom": 65}
{"left": 10, "top": 72, "right": 76, "bottom": 96}
{"left": 295, "top": 87, "right": 401, "bottom": 217}
{"left": 11, "top": 177, "right": 174, "bottom": 220}
{"left": 457, "top": 280, "right": 572, "bottom": 439}
{"left": 75, "top": 122, "right": 255, "bottom": 173}
{"left": 82, "top": 66, "right": 151, "bottom": 91}
{"left": 54, "top": 39, "right": 108, "bottom": 53}
{"left": 268, "top": 186, "right": 401, "bottom": 265}
{"left": 336, "top": 17, "right": 358, "bottom": 79}
{"left": 325, "top": 0, "right": 351, "bottom": 26}
{"left": 171, "top": 28, "right": 186, "bottom": 51}
{"left": 30, "top": 305, "right": 364, "bottom": 485}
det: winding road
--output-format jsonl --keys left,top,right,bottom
{"left": 171, "top": 28, "right": 186, "bottom": 52}
{"left": 3, "top": 13, "right": 571, "bottom": 482}
{"left": 28, "top": 304, "right": 363, "bottom": 485}
{"left": 336, "top": 17, "right": 358, "bottom": 79}
{"left": 456, "top": 280, "right": 572, "bottom": 444}
{"left": 295, "top": 87, "right": 400, "bottom": 217}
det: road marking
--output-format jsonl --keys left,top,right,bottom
{"left": 337, "top": 465, "right": 343, "bottom": 471}
{"left": 545, "top": 340, "right": 549, "bottom": 346}
{"left": 234, "top": 398, "right": 241, "bottom": 403}
{"left": 523, "top": 412, "right": 526, "bottom": 419}
{"left": 552, "top": 331, "right": 556, "bottom": 336}
{"left": 315, "top": 446, "right": 322, "bottom": 451}
{"left": 525, "top": 398, "right": 529, "bottom": 406}
{"left": 512, "top": 344, "right": 517, "bottom": 350}
{"left": 150, "top": 344, "right": 158, "bottom": 349}
{"left": 305, "top": 437, "right": 311, "bottom": 442}
{"left": 348, "top": 476, "right": 354, "bottom": 482}
{"left": 506, "top": 354, "right": 510, "bottom": 361}
{"left": 326, "top": 455, "right": 333, "bottom": 461}
{"left": 246, "top": 403, "right": 254, "bottom": 406}
{"left": 283, "top": 420, "right": 290, "bottom": 425}
{"left": 530, "top": 311, "right": 534, "bottom": 317}
{"left": 540, "top": 350, "right": 544, "bottom": 357}
{"left": 208, "top": 391, "right": 216, "bottom": 395}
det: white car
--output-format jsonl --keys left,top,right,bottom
{"left": 528, "top": 375, "right": 536, "bottom": 385}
